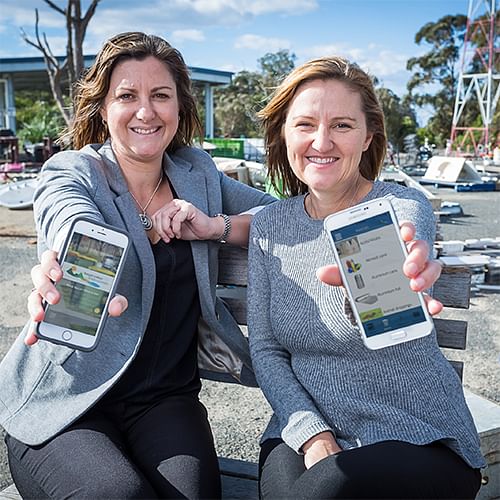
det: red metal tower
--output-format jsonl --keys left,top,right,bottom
{"left": 450, "top": 0, "right": 499, "bottom": 156}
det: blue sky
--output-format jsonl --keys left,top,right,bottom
{"left": 1, "top": 0, "right": 469, "bottom": 119}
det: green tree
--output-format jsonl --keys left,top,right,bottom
{"left": 258, "top": 50, "right": 296, "bottom": 89}
{"left": 214, "top": 71, "right": 264, "bottom": 137}
{"left": 214, "top": 50, "right": 296, "bottom": 138}
{"left": 377, "top": 88, "right": 417, "bottom": 163}
{"left": 416, "top": 126, "right": 438, "bottom": 149}
{"left": 406, "top": 14, "right": 468, "bottom": 146}
{"left": 192, "top": 82, "right": 206, "bottom": 137}
{"left": 15, "top": 90, "right": 65, "bottom": 144}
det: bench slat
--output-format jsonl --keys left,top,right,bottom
{"left": 217, "top": 288, "right": 468, "bottom": 352}
{"left": 449, "top": 360, "right": 464, "bottom": 380}
{"left": 432, "top": 266, "right": 471, "bottom": 309}
{"left": 217, "top": 287, "right": 247, "bottom": 325}
{"left": 219, "top": 457, "right": 258, "bottom": 499}
{"left": 219, "top": 457, "right": 258, "bottom": 480}
{"left": 218, "top": 246, "right": 248, "bottom": 286}
{"left": 434, "top": 318, "right": 467, "bottom": 349}
{"left": 218, "top": 248, "right": 471, "bottom": 309}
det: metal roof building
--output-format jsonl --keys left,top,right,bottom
{"left": 0, "top": 55, "right": 232, "bottom": 138}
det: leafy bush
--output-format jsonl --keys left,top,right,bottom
{"left": 15, "top": 90, "right": 65, "bottom": 144}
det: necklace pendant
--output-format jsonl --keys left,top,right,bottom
{"left": 139, "top": 213, "right": 153, "bottom": 231}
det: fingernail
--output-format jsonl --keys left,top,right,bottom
{"left": 406, "top": 262, "right": 418, "bottom": 276}
{"left": 49, "top": 269, "right": 59, "bottom": 280}
{"left": 46, "top": 291, "right": 57, "bottom": 303}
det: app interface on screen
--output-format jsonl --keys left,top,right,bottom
{"left": 44, "top": 232, "right": 124, "bottom": 336}
{"left": 331, "top": 211, "right": 426, "bottom": 337}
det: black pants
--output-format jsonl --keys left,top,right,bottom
{"left": 259, "top": 438, "right": 482, "bottom": 499}
{"left": 6, "top": 394, "right": 221, "bottom": 499}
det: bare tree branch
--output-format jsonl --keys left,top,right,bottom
{"left": 20, "top": 10, "right": 59, "bottom": 71}
{"left": 20, "top": 1, "right": 100, "bottom": 126}
{"left": 74, "top": 0, "right": 100, "bottom": 78}
{"left": 66, "top": 0, "right": 75, "bottom": 90}
{"left": 82, "top": 0, "right": 100, "bottom": 29}
{"left": 43, "top": 0, "right": 66, "bottom": 16}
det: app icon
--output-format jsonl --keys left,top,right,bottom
{"left": 346, "top": 259, "right": 362, "bottom": 273}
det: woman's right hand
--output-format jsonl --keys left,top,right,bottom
{"left": 26, "top": 250, "right": 129, "bottom": 346}
{"left": 302, "top": 431, "right": 342, "bottom": 469}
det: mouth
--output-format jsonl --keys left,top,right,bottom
{"left": 306, "top": 156, "right": 338, "bottom": 165}
{"left": 131, "top": 126, "right": 161, "bottom": 135}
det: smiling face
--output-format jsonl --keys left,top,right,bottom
{"left": 100, "top": 56, "right": 180, "bottom": 168}
{"left": 283, "top": 78, "right": 373, "bottom": 198}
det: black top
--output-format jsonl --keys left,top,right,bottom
{"left": 100, "top": 237, "right": 201, "bottom": 408}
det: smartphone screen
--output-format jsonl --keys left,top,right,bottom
{"left": 44, "top": 231, "right": 125, "bottom": 337}
{"left": 330, "top": 210, "right": 427, "bottom": 338}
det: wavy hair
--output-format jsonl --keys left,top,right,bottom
{"left": 60, "top": 32, "right": 202, "bottom": 151}
{"left": 258, "top": 56, "right": 386, "bottom": 197}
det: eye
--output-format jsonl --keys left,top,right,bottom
{"left": 153, "top": 92, "right": 170, "bottom": 100}
{"left": 296, "top": 121, "right": 314, "bottom": 129}
{"left": 334, "top": 122, "right": 352, "bottom": 130}
{"left": 117, "top": 93, "right": 134, "bottom": 101}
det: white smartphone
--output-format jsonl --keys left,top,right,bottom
{"left": 36, "top": 218, "right": 130, "bottom": 351}
{"left": 324, "top": 198, "right": 434, "bottom": 350}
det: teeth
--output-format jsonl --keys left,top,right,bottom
{"left": 132, "top": 127, "right": 159, "bottom": 135}
{"left": 308, "top": 157, "right": 336, "bottom": 164}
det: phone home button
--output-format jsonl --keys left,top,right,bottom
{"left": 62, "top": 330, "right": 72, "bottom": 341}
{"left": 391, "top": 330, "right": 407, "bottom": 340}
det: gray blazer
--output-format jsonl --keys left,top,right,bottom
{"left": 0, "top": 142, "right": 274, "bottom": 445}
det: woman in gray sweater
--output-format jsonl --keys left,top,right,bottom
{"left": 248, "top": 56, "right": 485, "bottom": 498}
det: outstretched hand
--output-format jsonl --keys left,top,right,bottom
{"left": 317, "top": 221, "right": 443, "bottom": 316}
{"left": 25, "top": 250, "right": 128, "bottom": 346}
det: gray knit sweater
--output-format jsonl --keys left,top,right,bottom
{"left": 248, "top": 180, "right": 485, "bottom": 469}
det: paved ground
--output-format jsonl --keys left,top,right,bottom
{"left": 0, "top": 186, "right": 499, "bottom": 490}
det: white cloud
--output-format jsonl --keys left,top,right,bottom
{"left": 2, "top": 0, "right": 318, "bottom": 58}
{"left": 297, "top": 43, "right": 412, "bottom": 96}
{"left": 217, "top": 63, "right": 246, "bottom": 73}
{"left": 235, "top": 34, "right": 291, "bottom": 52}
{"left": 188, "top": 0, "right": 318, "bottom": 16}
{"left": 171, "top": 29, "right": 205, "bottom": 43}
{"left": 363, "top": 50, "right": 409, "bottom": 78}
{"left": 1, "top": 2, "right": 92, "bottom": 56}
{"left": 299, "top": 43, "right": 364, "bottom": 64}
{"left": 1, "top": 2, "right": 68, "bottom": 30}
{"left": 84, "top": 0, "right": 318, "bottom": 37}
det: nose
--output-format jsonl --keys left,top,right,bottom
{"left": 312, "top": 124, "right": 333, "bottom": 151}
{"left": 136, "top": 100, "right": 156, "bottom": 122}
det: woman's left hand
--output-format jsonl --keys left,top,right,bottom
{"left": 317, "top": 221, "right": 443, "bottom": 316}
{"left": 152, "top": 199, "right": 222, "bottom": 243}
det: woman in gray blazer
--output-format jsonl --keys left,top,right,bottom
{"left": 0, "top": 32, "right": 274, "bottom": 499}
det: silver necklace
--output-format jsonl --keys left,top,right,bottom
{"left": 129, "top": 173, "right": 163, "bottom": 231}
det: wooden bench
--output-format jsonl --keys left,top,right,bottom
{"left": 1, "top": 247, "right": 499, "bottom": 499}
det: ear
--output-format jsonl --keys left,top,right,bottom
{"left": 99, "top": 106, "right": 107, "bottom": 124}
{"left": 362, "top": 132, "right": 373, "bottom": 152}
